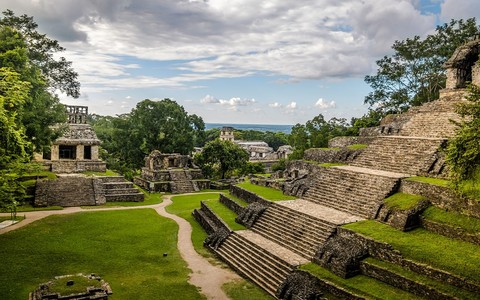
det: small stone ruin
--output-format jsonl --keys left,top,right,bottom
{"left": 134, "top": 150, "right": 210, "bottom": 193}
{"left": 30, "top": 273, "right": 112, "bottom": 300}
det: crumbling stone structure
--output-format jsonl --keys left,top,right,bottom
{"left": 30, "top": 273, "right": 112, "bottom": 300}
{"left": 191, "top": 38, "right": 480, "bottom": 299}
{"left": 134, "top": 150, "right": 210, "bottom": 193}
{"left": 39, "top": 105, "right": 106, "bottom": 173}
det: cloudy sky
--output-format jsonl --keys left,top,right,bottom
{"left": 2, "top": 0, "right": 480, "bottom": 125}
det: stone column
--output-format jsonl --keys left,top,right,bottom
{"left": 91, "top": 145, "right": 100, "bottom": 160}
{"left": 51, "top": 144, "right": 59, "bottom": 160}
{"left": 76, "top": 144, "right": 84, "bottom": 160}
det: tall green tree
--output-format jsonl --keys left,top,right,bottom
{"left": 91, "top": 99, "right": 205, "bottom": 171}
{"left": 0, "top": 10, "right": 75, "bottom": 152}
{"left": 365, "top": 18, "right": 480, "bottom": 113}
{"left": 446, "top": 84, "right": 480, "bottom": 183}
{"left": 194, "top": 139, "right": 249, "bottom": 179}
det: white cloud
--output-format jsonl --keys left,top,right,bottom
{"left": 269, "top": 102, "right": 282, "bottom": 108}
{"left": 219, "top": 97, "right": 256, "bottom": 106}
{"left": 201, "top": 94, "right": 220, "bottom": 104}
{"left": 315, "top": 98, "right": 336, "bottom": 109}
{"left": 5, "top": 0, "right": 439, "bottom": 94}
{"left": 286, "top": 102, "right": 297, "bottom": 109}
{"left": 440, "top": 0, "right": 480, "bottom": 22}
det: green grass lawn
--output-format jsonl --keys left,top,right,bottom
{"left": 15, "top": 204, "right": 64, "bottom": 212}
{"left": 405, "top": 176, "right": 450, "bottom": 187}
{"left": 300, "top": 263, "right": 420, "bottom": 300}
{"left": 81, "top": 188, "right": 164, "bottom": 209}
{"left": 383, "top": 193, "right": 426, "bottom": 210}
{"left": 0, "top": 209, "right": 204, "bottom": 299}
{"left": 236, "top": 182, "right": 296, "bottom": 201}
{"left": 223, "top": 279, "right": 274, "bottom": 300}
{"left": 343, "top": 220, "right": 480, "bottom": 281}
{"left": 166, "top": 193, "right": 221, "bottom": 259}
{"left": 422, "top": 206, "right": 480, "bottom": 233}
{"left": 204, "top": 199, "right": 246, "bottom": 231}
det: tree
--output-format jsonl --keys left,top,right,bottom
{"left": 0, "top": 11, "right": 72, "bottom": 153}
{"left": 91, "top": 99, "right": 205, "bottom": 171}
{"left": 0, "top": 67, "right": 30, "bottom": 217}
{"left": 365, "top": 18, "right": 480, "bottom": 113}
{"left": 446, "top": 84, "right": 480, "bottom": 183}
{"left": 194, "top": 139, "right": 249, "bottom": 179}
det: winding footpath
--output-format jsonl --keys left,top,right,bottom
{"left": 0, "top": 195, "right": 240, "bottom": 300}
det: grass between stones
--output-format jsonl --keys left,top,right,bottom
{"left": 203, "top": 199, "right": 246, "bottom": 231}
{"left": 422, "top": 206, "right": 480, "bottom": 233}
{"left": 383, "top": 193, "right": 426, "bottom": 210}
{"left": 300, "top": 263, "right": 420, "bottom": 300}
{"left": 0, "top": 209, "right": 205, "bottom": 299}
{"left": 363, "top": 257, "right": 479, "bottom": 299}
{"left": 236, "top": 182, "right": 296, "bottom": 201}
{"left": 343, "top": 220, "right": 480, "bottom": 282}
{"left": 166, "top": 193, "right": 271, "bottom": 300}
{"left": 346, "top": 144, "right": 368, "bottom": 150}
{"left": 405, "top": 176, "right": 450, "bottom": 187}
{"left": 166, "top": 193, "right": 221, "bottom": 259}
{"left": 222, "top": 279, "right": 274, "bottom": 300}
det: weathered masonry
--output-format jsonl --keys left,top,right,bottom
{"left": 41, "top": 105, "right": 106, "bottom": 173}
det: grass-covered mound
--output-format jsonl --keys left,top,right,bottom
{"left": 300, "top": 263, "right": 419, "bottom": 300}
{"left": 343, "top": 220, "right": 480, "bottom": 281}
{"left": 0, "top": 209, "right": 204, "bottom": 299}
{"left": 422, "top": 206, "right": 480, "bottom": 233}
{"left": 236, "top": 181, "right": 296, "bottom": 201}
{"left": 383, "top": 193, "right": 426, "bottom": 210}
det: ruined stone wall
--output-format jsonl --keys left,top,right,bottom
{"left": 400, "top": 180, "right": 480, "bottom": 218}
{"left": 50, "top": 161, "right": 106, "bottom": 173}
{"left": 35, "top": 177, "right": 101, "bottom": 207}
{"left": 230, "top": 185, "right": 271, "bottom": 206}
{"left": 327, "top": 136, "right": 374, "bottom": 148}
{"left": 303, "top": 148, "right": 364, "bottom": 164}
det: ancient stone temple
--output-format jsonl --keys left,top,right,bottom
{"left": 134, "top": 150, "right": 210, "bottom": 193}
{"left": 40, "top": 105, "right": 106, "bottom": 173}
{"left": 193, "top": 38, "right": 480, "bottom": 299}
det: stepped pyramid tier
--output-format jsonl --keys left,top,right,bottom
{"left": 197, "top": 38, "right": 480, "bottom": 299}
{"left": 34, "top": 175, "right": 144, "bottom": 207}
{"left": 134, "top": 150, "right": 209, "bottom": 193}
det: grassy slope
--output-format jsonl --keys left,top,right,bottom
{"left": 236, "top": 182, "right": 296, "bottom": 201}
{"left": 343, "top": 220, "right": 480, "bottom": 281}
{"left": 0, "top": 209, "right": 204, "bottom": 299}
{"left": 422, "top": 206, "right": 480, "bottom": 233}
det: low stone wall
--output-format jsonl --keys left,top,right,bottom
{"left": 328, "top": 136, "right": 375, "bottom": 148}
{"left": 337, "top": 227, "right": 480, "bottom": 293}
{"left": 400, "top": 180, "right": 480, "bottom": 218}
{"left": 249, "top": 177, "right": 285, "bottom": 191}
{"left": 278, "top": 270, "right": 364, "bottom": 300}
{"left": 303, "top": 148, "right": 363, "bottom": 164}
{"left": 193, "top": 179, "right": 211, "bottom": 190}
{"left": 375, "top": 200, "right": 430, "bottom": 231}
{"left": 219, "top": 194, "right": 244, "bottom": 215}
{"left": 49, "top": 160, "right": 106, "bottom": 173}
{"left": 200, "top": 201, "right": 231, "bottom": 232}
{"left": 420, "top": 218, "right": 480, "bottom": 245}
{"left": 35, "top": 176, "right": 101, "bottom": 207}
{"left": 229, "top": 185, "right": 271, "bottom": 206}
{"left": 359, "top": 261, "right": 454, "bottom": 300}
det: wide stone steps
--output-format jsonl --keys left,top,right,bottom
{"left": 215, "top": 231, "right": 308, "bottom": 297}
{"left": 350, "top": 136, "right": 445, "bottom": 175}
{"left": 250, "top": 205, "right": 336, "bottom": 259}
{"left": 303, "top": 167, "right": 400, "bottom": 218}
{"left": 99, "top": 176, "right": 144, "bottom": 202}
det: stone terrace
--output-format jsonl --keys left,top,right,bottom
{"left": 302, "top": 166, "right": 404, "bottom": 218}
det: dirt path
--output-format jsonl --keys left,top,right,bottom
{"left": 0, "top": 196, "right": 240, "bottom": 299}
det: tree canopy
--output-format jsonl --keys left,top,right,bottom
{"left": 365, "top": 18, "right": 480, "bottom": 114}
{"left": 0, "top": 10, "right": 76, "bottom": 152}
{"left": 446, "top": 84, "right": 480, "bottom": 183}
{"left": 288, "top": 114, "right": 352, "bottom": 159}
{"left": 91, "top": 99, "right": 205, "bottom": 172}
{"left": 194, "top": 139, "right": 249, "bottom": 179}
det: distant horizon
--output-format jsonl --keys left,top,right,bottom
{"left": 205, "top": 123, "right": 293, "bottom": 134}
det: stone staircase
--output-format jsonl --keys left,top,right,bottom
{"left": 302, "top": 166, "right": 404, "bottom": 219}
{"left": 399, "top": 93, "right": 464, "bottom": 138}
{"left": 215, "top": 230, "right": 308, "bottom": 297}
{"left": 169, "top": 170, "right": 197, "bottom": 193}
{"left": 349, "top": 136, "right": 445, "bottom": 175}
{"left": 99, "top": 176, "right": 144, "bottom": 202}
{"left": 250, "top": 203, "right": 338, "bottom": 259}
